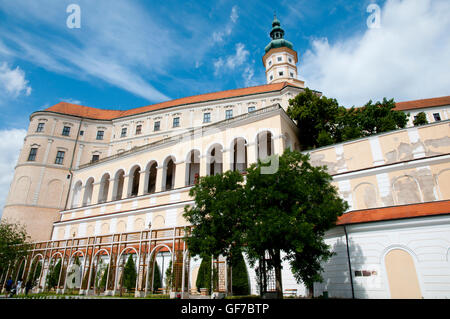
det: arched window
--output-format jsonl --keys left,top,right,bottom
{"left": 231, "top": 137, "right": 247, "bottom": 172}
{"left": 145, "top": 161, "right": 158, "bottom": 194}
{"left": 185, "top": 150, "right": 200, "bottom": 186}
{"left": 82, "top": 177, "right": 94, "bottom": 206}
{"left": 113, "top": 169, "right": 125, "bottom": 201}
{"left": 71, "top": 181, "right": 82, "bottom": 208}
{"left": 257, "top": 131, "right": 274, "bottom": 160}
{"left": 98, "top": 173, "right": 110, "bottom": 204}
{"left": 129, "top": 165, "right": 141, "bottom": 197}
{"left": 208, "top": 144, "right": 223, "bottom": 176}
{"left": 163, "top": 157, "right": 176, "bottom": 191}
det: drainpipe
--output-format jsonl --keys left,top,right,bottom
{"left": 64, "top": 118, "right": 83, "bottom": 211}
{"left": 343, "top": 225, "right": 355, "bottom": 299}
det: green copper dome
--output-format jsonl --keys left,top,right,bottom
{"left": 264, "top": 15, "right": 293, "bottom": 53}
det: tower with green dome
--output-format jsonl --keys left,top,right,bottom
{"left": 262, "top": 14, "right": 304, "bottom": 87}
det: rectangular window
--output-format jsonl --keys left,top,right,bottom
{"left": 290, "top": 72, "right": 294, "bottom": 77}
{"left": 288, "top": 57, "right": 292, "bottom": 63}
{"left": 269, "top": 75, "right": 273, "bottom": 81}
{"left": 28, "top": 148, "right": 37, "bottom": 161}
{"left": 277, "top": 56, "right": 282, "bottom": 62}
{"left": 55, "top": 151, "right": 65, "bottom": 165}
{"left": 91, "top": 154, "right": 100, "bottom": 163}
{"left": 135, "top": 124, "right": 142, "bottom": 135}
{"left": 96, "top": 130, "right": 104, "bottom": 140}
{"left": 173, "top": 117, "right": 180, "bottom": 128}
{"left": 79, "top": 130, "right": 84, "bottom": 136}
{"left": 268, "top": 60, "right": 272, "bottom": 66}
{"left": 278, "top": 71, "right": 284, "bottom": 76}
{"left": 36, "top": 123, "right": 45, "bottom": 132}
{"left": 248, "top": 106, "right": 256, "bottom": 113}
{"left": 225, "top": 109, "right": 233, "bottom": 119}
{"left": 121, "top": 127, "right": 127, "bottom": 138}
{"left": 433, "top": 113, "right": 441, "bottom": 121}
{"left": 62, "top": 126, "right": 71, "bottom": 136}
{"left": 154, "top": 121, "right": 160, "bottom": 131}
{"left": 203, "top": 113, "right": 211, "bottom": 123}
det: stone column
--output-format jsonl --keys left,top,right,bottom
{"left": 174, "top": 161, "right": 186, "bottom": 189}
{"left": 121, "top": 174, "right": 130, "bottom": 199}
{"left": 155, "top": 166, "right": 164, "bottom": 192}
{"left": 138, "top": 170, "right": 147, "bottom": 196}
{"left": 107, "top": 178, "right": 115, "bottom": 202}
{"left": 91, "top": 181, "right": 101, "bottom": 205}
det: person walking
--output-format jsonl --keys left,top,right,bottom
{"left": 16, "top": 278, "right": 23, "bottom": 295}
{"left": 25, "top": 280, "right": 33, "bottom": 295}
{"left": 5, "top": 277, "right": 13, "bottom": 298}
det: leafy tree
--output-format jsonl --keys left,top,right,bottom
{"left": 0, "top": 220, "right": 31, "bottom": 277}
{"left": 185, "top": 149, "right": 347, "bottom": 298}
{"left": 46, "top": 259, "right": 62, "bottom": 290}
{"left": 184, "top": 170, "right": 247, "bottom": 263}
{"left": 287, "top": 89, "right": 409, "bottom": 150}
{"left": 152, "top": 260, "right": 162, "bottom": 292}
{"left": 231, "top": 252, "right": 249, "bottom": 296}
{"left": 356, "top": 98, "right": 408, "bottom": 136}
{"left": 244, "top": 150, "right": 347, "bottom": 297}
{"left": 123, "top": 255, "right": 137, "bottom": 292}
{"left": 413, "top": 111, "right": 428, "bottom": 126}
{"left": 165, "top": 260, "right": 173, "bottom": 291}
{"left": 286, "top": 88, "right": 341, "bottom": 150}
{"left": 99, "top": 263, "right": 109, "bottom": 290}
{"left": 196, "top": 256, "right": 211, "bottom": 294}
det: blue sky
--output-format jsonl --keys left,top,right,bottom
{"left": 0, "top": 0, "right": 449, "bottom": 215}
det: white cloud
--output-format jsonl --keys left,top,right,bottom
{"left": 212, "top": 5, "right": 239, "bottom": 44}
{"left": 301, "top": 0, "right": 450, "bottom": 106}
{"left": 230, "top": 5, "right": 239, "bottom": 23}
{"left": 0, "top": 128, "right": 26, "bottom": 218}
{"left": 214, "top": 43, "right": 250, "bottom": 75}
{"left": 0, "top": 62, "right": 32, "bottom": 98}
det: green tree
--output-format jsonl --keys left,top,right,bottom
{"left": 185, "top": 149, "right": 347, "bottom": 298}
{"left": 196, "top": 256, "right": 211, "bottom": 294}
{"left": 46, "top": 259, "right": 62, "bottom": 290}
{"left": 0, "top": 220, "right": 31, "bottom": 277}
{"left": 184, "top": 170, "right": 247, "bottom": 263}
{"left": 152, "top": 260, "right": 162, "bottom": 292}
{"left": 122, "top": 255, "right": 137, "bottom": 292}
{"left": 356, "top": 98, "right": 408, "bottom": 136}
{"left": 165, "top": 260, "right": 173, "bottom": 291}
{"left": 231, "top": 252, "right": 249, "bottom": 296}
{"left": 244, "top": 150, "right": 347, "bottom": 298}
{"left": 286, "top": 88, "right": 341, "bottom": 150}
{"left": 99, "top": 263, "right": 109, "bottom": 291}
{"left": 287, "top": 90, "right": 408, "bottom": 150}
{"left": 413, "top": 112, "right": 428, "bottom": 126}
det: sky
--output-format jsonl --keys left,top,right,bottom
{"left": 0, "top": 0, "right": 449, "bottom": 216}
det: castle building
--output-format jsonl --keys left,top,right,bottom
{"left": 2, "top": 17, "right": 450, "bottom": 299}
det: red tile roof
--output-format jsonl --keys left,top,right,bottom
{"left": 394, "top": 96, "right": 450, "bottom": 111}
{"left": 336, "top": 200, "right": 450, "bottom": 225}
{"left": 42, "top": 82, "right": 299, "bottom": 120}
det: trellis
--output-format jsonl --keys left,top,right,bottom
{"left": 0, "top": 226, "right": 194, "bottom": 297}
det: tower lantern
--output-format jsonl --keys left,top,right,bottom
{"left": 262, "top": 14, "right": 304, "bottom": 87}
